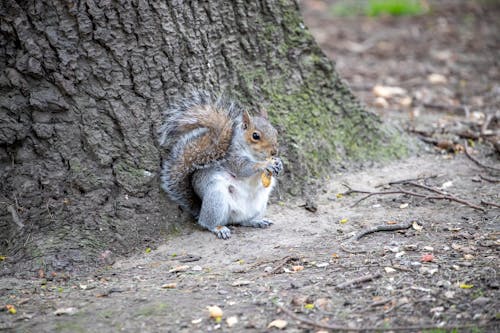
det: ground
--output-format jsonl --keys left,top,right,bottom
{"left": 1, "top": 1, "right": 499, "bottom": 332}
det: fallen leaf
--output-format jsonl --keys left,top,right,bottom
{"left": 421, "top": 254, "right": 434, "bottom": 262}
{"left": 373, "top": 85, "right": 407, "bottom": 98}
{"left": 304, "top": 303, "right": 314, "bottom": 310}
{"left": 335, "top": 193, "right": 343, "bottom": 199}
{"left": 292, "top": 265, "right": 304, "bottom": 272}
{"left": 145, "top": 247, "right": 151, "bottom": 253}
{"left": 331, "top": 253, "right": 339, "bottom": 259}
{"left": 231, "top": 280, "right": 252, "bottom": 287}
{"left": 459, "top": 283, "right": 474, "bottom": 289}
{"left": 0, "top": 256, "right": 6, "bottom": 261}
{"left": 398, "top": 96, "right": 412, "bottom": 107}
{"left": 339, "top": 218, "right": 348, "bottom": 224}
{"left": 444, "top": 291, "right": 455, "bottom": 299}
{"left": 384, "top": 267, "right": 397, "bottom": 274}
{"left": 428, "top": 73, "right": 447, "bottom": 84}
{"left": 440, "top": 181, "right": 453, "bottom": 189}
{"left": 207, "top": 305, "right": 223, "bottom": 320}
{"left": 268, "top": 319, "right": 287, "bottom": 329}
{"left": 5, "top": 305, "right": 16, "bottom": 315}
{"left": 463, "top": 254, "right": 474, "bottom": 260}
{"left": 374, "top": 96, "right": 389, "bottom": 108}
{"left": 168, "top": 265, "right": 189, "bottom": 273}
{"left": 161, "top": 283, "right": 177, "bottom": 289}
{"left": 226, "top": 315, "right": 238, "bottom": 327}
{"left": 412, "top": 221, "right": 423, "bottom": 231}
{"left": 54, "top": 307, "right": 77, "bottom": 316}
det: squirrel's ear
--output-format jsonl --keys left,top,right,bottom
{"left": 242, "top": 110, "right": 251, "bottom": 130}
{"left": 259, "top": 109, "right": 269, "bottom": 120}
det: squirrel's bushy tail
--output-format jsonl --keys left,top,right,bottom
{"left": 158, "top": 91, "right": 241, "bottom": 216}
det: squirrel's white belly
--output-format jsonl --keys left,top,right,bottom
{"left": 214, "top": 171, "right": 274, "bottom": 223}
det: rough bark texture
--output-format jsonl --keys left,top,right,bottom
{"left": 0, "top": 0, "right": 407, "bottom": 275}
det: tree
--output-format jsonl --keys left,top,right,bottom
{"left": 0, "top": 0, "right": 407, "bottom": 274}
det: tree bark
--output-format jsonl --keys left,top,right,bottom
{"left": 0, "top": 0, "right": 407, "bottom": 275}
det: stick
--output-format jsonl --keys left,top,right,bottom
{"left": 336, "top": 272, "right": 382, "bottom": 289}
{"left": 479, "top": 175, "right": 500, "bottom": 183}
{"left": 481, "top": 200, "right": 500, "bottom": 208}
{"left": 464, "top": 141, "right": 500, "bottom": 172}
{"left": 342, "top": 185, "right": 485, "bottom": 212}
{"left": 277, "top": 303, "right": 493, "bottom": 332}
{"left": 354, "top": 220, "right": 413, "bottom": 241}
{"left": 7, "top": 205, "right": 24, "bottom": 229}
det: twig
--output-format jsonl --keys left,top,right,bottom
{"left": 7, "top": 205, "right": 24, "bottom": 229}
{"left": 422, "top": 102, "right": 469, "bottom": 116}
{"left": 464, "top": 141, "right": 500, "bottom": 172}
{"left": 342, "top": 184, "right": 485, "bottom": 212}
{"left": 481, "top": 200, "right": 500, "bottom": 208}
{"left": 354, "top": 220, "right": 413, "bottom": 241}
{"left": 385, "top": 174, "right": 438, "bottom": 187}
{"left": 277, "top": 303, "right": 493, "bottom": 332}
{"left": 336, "top": 272, "right": 382, "bottom": 289}
{"left": 479, "top": 174, "right": 500, "bottom": 183}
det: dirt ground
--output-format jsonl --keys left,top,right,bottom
{"left": 1, "top": 1, "right": 499, "bottom": 332}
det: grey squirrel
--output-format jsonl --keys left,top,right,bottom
{"left": 158, "top": 91, "right": 283, "bottom": 239}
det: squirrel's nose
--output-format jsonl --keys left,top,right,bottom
{"left": 270, "top": 148, "right": 278, "bottom": 156}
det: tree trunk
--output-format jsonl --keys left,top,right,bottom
{"left": 0, "top": 0, "right": 407, "bottom": 275}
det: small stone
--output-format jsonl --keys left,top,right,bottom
{"left": 472, "top": 297, "right": 490, "bottom": 306}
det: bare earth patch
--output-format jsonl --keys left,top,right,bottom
{"left": 1, "top": 1, "right": 499, "bottom": 332}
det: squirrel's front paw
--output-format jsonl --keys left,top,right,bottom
{"left": 266, "top": 157, "right": 283, "bottom": 176}
{"left": 212, "top": 226, "right": 231, "bottom": 239}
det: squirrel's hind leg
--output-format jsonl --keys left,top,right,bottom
{"left": 237, "top": 219, "right": 273, "bottom": 228}
{"left": 198, "top": 188, "right": 232, "bottom": 239}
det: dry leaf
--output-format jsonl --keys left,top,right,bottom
{"left": 384, "top": 267, "right": 397, "bottom": 274}
{"left": 428, "top": 73, "right": 447, "bottom": 84}
{"left": 231, "top": 280, "right": 252, "bottom": 287}
{"left": 374, "top": 96, "right": 389, "bottom": 108}
{"left": 54, "top": 307, "right": 77, "bottom": 316}
{"left": 168, "top": 265, "right": 189, "bottom": 273}
{"left": 161, "top": 283, "right": 177, "bottom": 289}
{"left": 226, "top": 316, "right": 238, "bottom": 327}
{"left": 412, "top": 221, "right": 423, "bottom": 231}
{"left": 421, "top": 254, "right": 434, "bottom": 262}
{"left": 463, "top": 254, "right": 474, "bottom": 260}
{"left": 292, "top": 265, "right": 304, "bottom": 272}
{"left": 5, "top": 305, "right": 16, "bottom": 315}
{"left": 339, "top": 218, "right": 348, "bottom": 224}
{"left": 268, "top": 319, "right": 288, "bottom": 329}
{"left": 207, "top": 305, "right": 223, "bottom": 319}
{"left": 459, "top": 283, "right": 474, "bottom": 289}
{"left": 373, "top": 85, "right": 407, "bottom": 98}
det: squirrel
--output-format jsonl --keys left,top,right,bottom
{"left": 158, "top": 91, "right": 283, "bottom": 239}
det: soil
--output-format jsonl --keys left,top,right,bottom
{"left": 1, "top": 1, "right": 499, "bottom": 332}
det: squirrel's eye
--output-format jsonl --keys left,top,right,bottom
{"left": 252, "top": 132, "right": 261, "bottom": 140}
